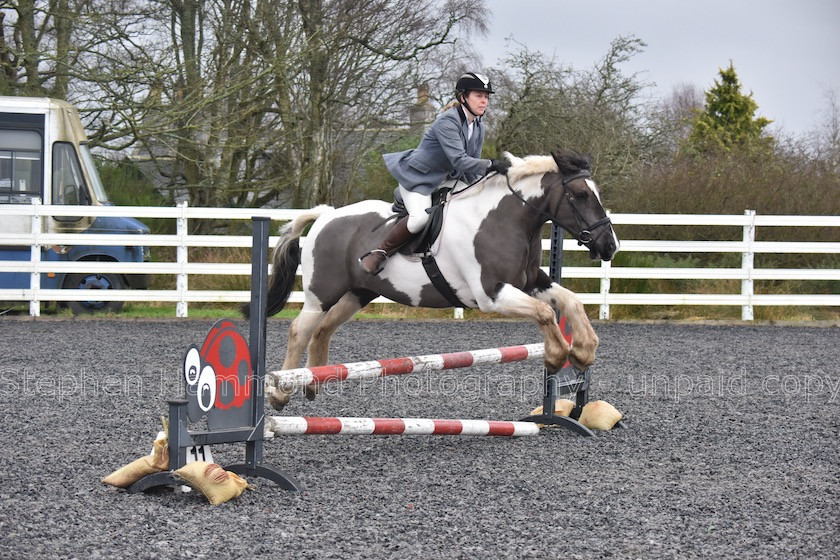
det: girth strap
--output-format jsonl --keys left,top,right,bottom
{"left": 421, "top": 255, "right": 468, "bottom": 308}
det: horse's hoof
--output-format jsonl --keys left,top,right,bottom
{"left": 543, "top": 359, "right": 564, "bottom": 375}
{"left": 569, "top": 355, "right": 588, "bottom": 372}
{"left": 304, "top": 385, "right": 320, "bottom": 401}
{"left": 569, "top": 352, "right": 595, "bottom": 371}
{"left": 267, "top": 386, "right": 292, "bottom": 411}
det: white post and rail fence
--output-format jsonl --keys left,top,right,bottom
{"left": 1, "top": 202, "right": 838, "bottom": 319}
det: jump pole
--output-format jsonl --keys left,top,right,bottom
{"left": 267, "top": 417, "right": 541, "bottom": 437}
{"left": 267, "top": 344, "right": 546, "bottom": 388}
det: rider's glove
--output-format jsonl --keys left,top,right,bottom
{"left": 488, "top": 159, "right": 511, "bottom": 175}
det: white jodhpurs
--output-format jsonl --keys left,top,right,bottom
{"left": 399, "top": 181, "right": 467, "bottom": 234}
{"left": 399, "top": 186, "right": 433, "bottom": 234}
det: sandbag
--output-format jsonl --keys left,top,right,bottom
{"left": 174, "top": 461, "right": 250, "bottom": 505}
{"left": 102, "top": 456, "right": 163, "bottom": 488}
{"left": 578, "top": 400, "right": 623, "bottom": 431}
{"left": 527, "top": 398, "right": 576, "bottom": 417}
{"left": 102, "top": 433, "right": 169, "bottom": 488}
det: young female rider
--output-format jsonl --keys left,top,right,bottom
{"left": 359, "top": 72, "right": 511, "bottom": 275}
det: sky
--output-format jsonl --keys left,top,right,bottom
{"left": 475, "top": 0, "right": 840, "bottom": 137}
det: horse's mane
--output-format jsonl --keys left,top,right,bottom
{"left": 504, "top": 153, "right": 556, "bottom": 182}
{"left": 458, "top": 149, "right": 591, "bottom": 199}
{"left": 507, "top": 148, "right": 591, "bottom": 181}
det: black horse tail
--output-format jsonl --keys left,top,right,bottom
{"left": 241, "top": 205, "right": 333, "bottom": 318}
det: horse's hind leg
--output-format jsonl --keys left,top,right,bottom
{"left": 532, "top": 277, "right": 598, "bottom": 369}
{"left": 267, "top": 308, "right": 326, "bottom": 410}
{"left": 303, "top": 291, "right": 368, "bottom": 400}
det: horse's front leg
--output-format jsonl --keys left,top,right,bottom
{"left": 267, "top": 309, "right": 325, "bottom": 410}
{"left": 302, "top": 292, "right": 367, "bottom": 401}
{"left": 485, "top": 283, "right": 570, "bottom": 373}
{"left": 532, "top": 280, "right": 599, "bottom": 370}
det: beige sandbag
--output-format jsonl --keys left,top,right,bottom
{"left": 527, "top": 398, "right": 576, "bottom": 428}
{"left": 528, "top": 398, "right": 576, "bottom": 418}
{"left": 102, "top": 432, "right": 169, "bottom": 488}
{"left": 102, "top": 456, "right": 163, "bottom": 488}
{"left": 174, "top": 461, "right": 250, "bottom": 505}
{"left": 578, "top": 400, "right": 623, "bottom": 431}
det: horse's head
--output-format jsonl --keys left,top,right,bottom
{"left": 543, "top": 150, "right": 619, "bottom": 261}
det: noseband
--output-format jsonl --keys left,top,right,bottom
{"left": 504, "top": 170, "right": 613, "bottom": 247}
{"left": 555, "top": 171, "right": 613, "bottom": 245}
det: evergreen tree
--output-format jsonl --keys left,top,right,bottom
{"left": 685, "top": 62, "right": 773, "bottom": 154}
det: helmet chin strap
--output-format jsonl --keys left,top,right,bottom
{"left": 460, "top": 94, "right": 483, "bottom": 119}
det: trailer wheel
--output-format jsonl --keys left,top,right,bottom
{"left": 64, "top": 273, "right": 125, "bottom": 314}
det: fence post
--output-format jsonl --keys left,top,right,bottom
{"left": 600, "top": 259, "right": 611, "bottom": 320}
{"left": 176, "top": 201, "right": 189, "bottom": 318}
{"left": 29, "top": 199, "right": 42, "bottom": 317}
{"left": 742, "top": 209, "right": 756, "bottom": 321}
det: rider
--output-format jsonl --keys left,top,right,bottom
{"left": 358, "top": 72, "right": 512, "bottom": 275}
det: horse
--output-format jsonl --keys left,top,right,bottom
{"left": 255, "top": 149, "right": 619, "bottom": 409}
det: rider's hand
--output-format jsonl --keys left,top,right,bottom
{"left": 488, "top": 159, "right": 511, "bottom": 175}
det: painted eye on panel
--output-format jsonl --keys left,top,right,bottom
{"left": 197, "top": 364, "right": 217, "bottom": 412}
{"left": 184, "top": 346, "right": 201, "bottom": 386}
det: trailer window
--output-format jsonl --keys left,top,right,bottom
{"left": 79, "top": 143, "right": 109, "bottom": 203}
{"left": 52, "top": 142, "right": 87, "bottom": 208}
{"left": 0, "top": 130, "right": 42, "bottom": 203}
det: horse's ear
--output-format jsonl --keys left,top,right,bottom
{"left": 552, "top": 149, "right": 592, "bottom": 173}
{"left": 551, "top": 150, "right": 562, "bottom": 170}
{"left": 551, "top": 150, "right": 570, "bottom": 173}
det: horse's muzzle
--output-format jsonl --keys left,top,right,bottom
{"left": 578, "top": 218, "right": 618, "bottom": 261}
{"left": 586, "top": 230, "right": 618, "bottom": 261}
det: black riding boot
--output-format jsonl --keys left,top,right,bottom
{"left": 358, "top": 217, "right": 414, "bottom": 275}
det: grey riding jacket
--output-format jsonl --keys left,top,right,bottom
{"left": 383, "top": 106, "right": 490, "bottom": 195}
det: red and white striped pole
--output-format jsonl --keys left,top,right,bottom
{"left": 267, "top": 343, "right": 545, "bottom": 389}
{"left": 267, "top": 416, "right": 540, "bottom": 437}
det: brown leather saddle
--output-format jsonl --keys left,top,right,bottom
{"left": 390, "top": 186, "right": 451, "bottom": 256}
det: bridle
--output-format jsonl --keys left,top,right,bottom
{"left": 504, "top": 170, "right": 613, "bottom": 247}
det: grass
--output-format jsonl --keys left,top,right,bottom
{"left": 7, "top": 300, "right": 834, "bottom": 323}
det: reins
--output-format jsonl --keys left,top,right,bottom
{"left": 449, "top": 173, "right": 489, "bottom": 197}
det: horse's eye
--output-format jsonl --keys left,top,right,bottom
{"left": 575, "top": 190, "right": 589, "bottom": 200}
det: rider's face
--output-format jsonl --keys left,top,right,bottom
{"left": 464, "top": 90, "right": 490, "bottom": 116}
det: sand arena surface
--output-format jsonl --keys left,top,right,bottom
{"left": 1, "top": 319, "right": 837, "bottom": 559}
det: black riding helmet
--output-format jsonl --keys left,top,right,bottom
{"left": 455, "top": 72, "right": 493, "bottom": 118}
{"left": 455, "top": 72, "right": 494, "bottom": 95}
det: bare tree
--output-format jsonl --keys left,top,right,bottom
{"left": 647, "top": 82, "right": 704, "bottom": 154}
{"left": 492, "top": 36, "right": 654, "bottom": 195}
{"left": 810, "top": 88, "right": 840, "bottom": 173}
{"left": 1, "top": 0, "right": 487, "bottom": 219}
{"left": 78, "top": 0, "right": 489, "bottom": 213}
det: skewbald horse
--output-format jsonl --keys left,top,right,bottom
{"left": 253, "top": 150, "right": 620, "bottom": 409}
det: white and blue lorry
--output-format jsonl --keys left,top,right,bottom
{"left": 0, "top": 96, "right": 151, "bottom": 313}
